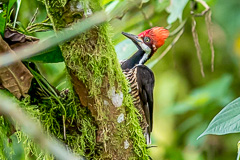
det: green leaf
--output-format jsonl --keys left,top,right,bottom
{"left": 7, "top": 0, "right": 16, "bottom": 20}
{"left": 13, "top": 0, "right": 21, "bottom": 27}
{"left": 26, "top": 46, "right": 64, "bottom": 63}
{"left": 0, "top": 2, "right": 7, "bottom": 36}
{"left": 166, "top": 0, "right": 189, "bottom": 24}
{"left": 11, "top": 134, "right": 25, "bottom": 160}
{"left": 198, "top": 97, "right": 240, "bottom": 139}
{"left": 0, "top": 0, "right": 16, "bottom": 36}
{"left": 115, "top": 39, "right": 137, "bottom": 60}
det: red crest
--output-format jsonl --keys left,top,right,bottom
{"left": 138, "top": 27, "right": 169, "bottom": 49}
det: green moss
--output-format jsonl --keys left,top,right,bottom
{"left": 0, "top": 81, "right": 97, "bottom": 159}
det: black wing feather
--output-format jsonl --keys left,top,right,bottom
{"left": 136, "top": 65, "right": 154, "bottom": 132}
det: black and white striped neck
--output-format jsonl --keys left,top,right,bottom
{"left": 121, "top": 50, "right": 146, "bottom": 70}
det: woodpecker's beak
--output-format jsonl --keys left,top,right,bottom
{"left": 122, "top": 32, "right": 143, "bottom": 51}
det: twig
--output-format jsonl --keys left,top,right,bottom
{"left": 205, "top": 10, "right": 214, "bottom": 72}
{"left": 191, "top": 0, "right": 215, "bottom": 73}
{"left": 28, "top": 8, "right": 39, "bottom": 27}
{"left": 0, "top": 94, "right": 83, "bottom": 160}
{"left": 191, "top": 16, "right": 205, "bottom": 77}
{"left": 63, "top": 115, "right": 66, "bottom": 140}
{"left": 169, "top": 19, "right": 187, "bottom": 37}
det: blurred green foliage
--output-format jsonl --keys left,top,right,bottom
{"left": 2, "top": 0, "right": 240, "bottom": 159}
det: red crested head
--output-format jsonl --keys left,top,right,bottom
{"left": 138, "top": 27, "right": 169, "bottom": 51}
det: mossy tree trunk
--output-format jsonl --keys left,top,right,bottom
{"left": 44, "top": 0, "right": 148, "bottom": 159}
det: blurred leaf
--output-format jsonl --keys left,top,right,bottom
{"left": 167, "top": 74, "right": 233, "bottom": 115}
{"left": 142, "top": 0, "right": 150, "bottom": 3}
{"left": 213, "top": 0, "right": 240, "bottom": 37}
{"left": 102, "top": 0, "right": 114, "bottom": 5}
{"left": 11, "top": 134, "right": 25, "bottom": 160}
{"left": 166, "top": 0, "right": 189, "bottom": 24}
{"left": 115, "top": 39, "right": 136, "bottom": 60}
{"left": 105, "top": 0, "right": 120, "bottom": 15}
{"left": 198, "top": 97, "right": 240, "bottom": 139}
{"left": 26, "top": 45, "right": 64, "bottom": 63}
{"left": 155, "top": 0, "right": 170, "bottom": 13}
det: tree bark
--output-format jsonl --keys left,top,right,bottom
{"left": 44, "top": 0, "right": 148, "bottom": 159}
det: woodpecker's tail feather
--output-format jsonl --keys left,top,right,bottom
{"left": 144, "top": 131, "right": 151, "bottom": 145}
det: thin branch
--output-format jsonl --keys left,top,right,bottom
{"left": 63, "top": 115, "right": 66, "bottom": 140}
{"left": 191, "top": 0, "right": 215, "bottom": 73}
{"left": 191, "top": 16, "right": 205, "bottom": 77}
{"left": 169, "top": 19, "right": 187, "bottom": 37}
{"left": 205, "top": 10, "right": 214, "bottom": 72}
{"left": 192, "top": 0, "right": 210, "bottom": 17}
{"left": 0, "top": 94, "right": 83, "bottom": 160}
{"left": 28, "top": 8, "right": 39, "bottom": 27}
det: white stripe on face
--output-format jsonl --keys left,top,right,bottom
{"left": 139, "top": 41, "right": 151, "bottom": 64}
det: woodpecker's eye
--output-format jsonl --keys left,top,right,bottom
{"left": 144, "top": 37, "right": 150, "bottom": 43}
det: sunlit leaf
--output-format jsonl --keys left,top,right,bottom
{"left": 198, "top": 97, "right": 240, "bottom": 139}
{"left": 115, "top": 39, "right": 136, "bottom": 60}
{"left": 166, "top": 0, "right": 189, "bottom": 24}
{"left": 105, "top": 0, "right": 120, "bottom": 15}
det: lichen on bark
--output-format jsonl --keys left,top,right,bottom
{"left": 44, "top": 0, "right": 149, "bottom": 159}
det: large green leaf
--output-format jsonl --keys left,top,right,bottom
{"left": 26, "top": 45, "right": 64, "bottom": 63}
{"left": 198, "top": 97, "right": 240, "bottom": 139}
{"left": 166, "top": 0, "right": 189, "bottom": 24}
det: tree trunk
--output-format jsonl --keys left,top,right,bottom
{"left": 44, "top": 0, "right": 148, "bottom": 159}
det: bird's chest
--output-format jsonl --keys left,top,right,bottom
{"left": 122, "top": 67, "right": 148, "bottom": 131}
{"left": 122, "top": 68, "right": 143, "bottom": 112}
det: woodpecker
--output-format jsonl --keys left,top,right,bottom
{"left": 120, "top": 27, "right": 169, "bottom": 144}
